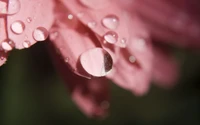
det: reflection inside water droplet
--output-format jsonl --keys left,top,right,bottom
{"left": 80, "top": 48, "right": 113, "bottom": 77}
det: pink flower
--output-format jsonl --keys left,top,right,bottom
{"left": 0, "top": 0, "right": 200, "bottom": 118}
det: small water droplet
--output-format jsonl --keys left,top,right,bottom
{"left": 87, "top": 21, "right": 96, "bottom": 29}
{"left": 65, "top": 57, "right": 69, "bottom": 63}
{"left": 80, "top": 48, "right": 113, "bottom": 77}
{"left": 129, "top": 56, "right": 136, "bottom": 63}
{"left": 10, "top": 20, "right": 25, "bottom": 34}
{"left": 50, "top": 31, "right": 59, "bottom": 41}
{"left": 134, "top": 38, "right": 146, "bottom": 51}
{"left": 67, "top": 14, "right": 74, "bottom": 20}
{"left": 26, "top": 17, "right": 32, "bottom": 23}
{"left": 77, "top": 12, "right": 84, "bottom": 18}
{"left": 1, "top": 39, "right": 15, "bottom": 51}
{"left": 0, "top": 56, "right": 5, "bottom": 60}
{"left": 33, "top": 27, "right": 49, "bottom": 41}
{"left": 120, "top": 38, "right": 127, "bottom": 47}
{"left": 103, "top": 31, "right": 118, "bottom": 44}
{"left": 101, "top": 101, "right": 110, "bottom": 109}
{"left": 22, "top": 40, "right": 31, "bottom": 48}
{"left": 102, "top": 15, "right": 119, "bottom": 30}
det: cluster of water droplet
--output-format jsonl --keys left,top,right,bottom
{"left": 0, "top": 0, "right": 49, "bottom": 51}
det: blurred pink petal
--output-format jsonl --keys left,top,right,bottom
{"left": 152, "top": 44, "right": 179, "bottom": 88}
{"left": 133, "top": 0, "right": 200, "bottom": 48}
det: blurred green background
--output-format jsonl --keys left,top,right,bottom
{"left": 0, "top": 42, "right": 200, "bottom": 125}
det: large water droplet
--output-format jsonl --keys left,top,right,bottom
{"left": 103, "top": 31, "right": 118, "bottom": 44}
{"left": 87, "top": 21, "right": 96, "bottom": 29}
{"left": 33, "top": 27, "right": 48, "bottom": 41}
{"left": 80, "top": 48, "right": 113, "bottom": 77}
{"left": 1, "top": 39, "right": 15, "bottom": 51}
{"left": 102, "top": 15, "right": 119, "bottom": 30}
{"left": 10, "top": 20, "right": 25, "bottom": 34}
{"left": 0, "top": 0, "right": 21, "bottom": 15}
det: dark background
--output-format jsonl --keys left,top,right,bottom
{"left": 0, "top": 42, "right": 200, "bottom": 125}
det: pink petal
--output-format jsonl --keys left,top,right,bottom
{"left": 50, "top": 2, "right": 111, "bottom": 78}
{"left": 60, "top": 0, "right": 134, "bottom": 48}
{"left": 133, "top": 0, "right": 200, "bottom": 48}
{"left": 152, "top": 45, "right": 179, "bottom": 88}
{"left": 6, "top": 0, "right": 54, "bottom": 49}
{"left": 48, "top": 44, "right": 110, "bottom": 118}
{"left": 107, "top": 37, "right": 153, "bottom": 96}
{"left": 102, "top": 16, "right": 154, "bottom": 96}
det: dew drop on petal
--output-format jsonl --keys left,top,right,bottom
{"left": 87, "top": 21, "right": 96, "bottom": 29}
{"left": 129, "top": 56, "right": 136, "bottom": 63}
{"left": 65, "top": 57, "right": 69, "bottom": 63}
{"left": 101, "top": 101, "right": 110, "bottom": 109}
{"left": 50, "top": 31, "right": 59, "bottom": 41}
{"left": 136, "top": 38, "right": 146, "bottom": 50}
{"left": 0, "top": 56, "right": 5, "bottom": 60}
{"left": 103, "top": 31, "right": 118, "bottom": 44}
{"left": 22, "top": 40, "right": 31, "bottom": 48}
{"left": 1, "top": 39, "right": 15, "bottom": 51}
{"left": 67, "top": 14, "right": 74, "bottom": 20}
{"left": 120, "top": 38, "right": 127, "bottom": 47}
{"left": 80, "top": 48, "right": 113, "bottom": 77}
{"left": 77, "top": 12, "right": 84, "bottom": 18}
{"left": 10, "top": 20, "right": 25, "bottom": 34}
{"left": 26, "top": 17, "right": 32, "bottom": 23}
{"left": 102, "top": 15, "right": 119, "bottom": 30}
{"left": 33, "top": 27, "right": 49, "bottom": 41}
